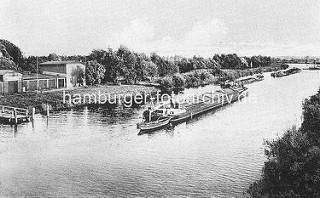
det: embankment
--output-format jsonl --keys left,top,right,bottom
{"left": 0, "top": 85, "right": 159, "bottom": 113}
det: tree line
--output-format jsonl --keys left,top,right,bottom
{"left": 1, "top": 39, "right": 278, "bottom": 86}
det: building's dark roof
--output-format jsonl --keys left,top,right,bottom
{"left": 40, "top": 61, "right": 84, "bottom": 66}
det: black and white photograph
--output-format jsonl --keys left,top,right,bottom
{"left": 0, "top": 0, "right": 320, "bottom": 197}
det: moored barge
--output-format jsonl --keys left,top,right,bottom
{"left": 137, "top": 85, "right": 248, "bottom": 131}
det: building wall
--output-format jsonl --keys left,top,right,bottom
{"left": 39, "top": 80, "right": 47, "bottom": 89}
{"left": 17, "top": 80, "right": 23, "bottom": 93}
{"left": 40, "top": 63, "right": 85, "bottom": 88}
{"left": 28, "top": 80, "right": 37, "bottom": 90}
{"left": 23, "top": 78, "right": 65, "bottom": 91}
{"left": 0, "top": 72, "right": 23, "bottom": 94}
{"left": 41, "top": 64, "right": 67, "bottom": 74}
{"left": 48, "top": 79, "right": 56, "bottom": 88}
{"left": 0, "top": 81, "right": 23, "bottom": 94}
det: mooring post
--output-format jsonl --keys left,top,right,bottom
{"left": 14, "top": 109, "right": 18, "bottom": 124}
{"left": 32, "top": 107, "right": 35, "bottom": 121}
{"left": 46, "top": 104, "right": 50, "bottom": 125}
{"left": 47, "top": 103, "right": 50, "bottom": 118}
{"left": 31, "top": 107, "right": 35, "bottom": 128}
{"left": 10, "top": 111, "right": 14, "bottom": 124}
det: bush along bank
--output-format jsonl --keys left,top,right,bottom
{"left": 157, "top": 63, "right": 289, "bottom": 92}
{"left": 221, "top": 63, "right": 289, "bottom": 81}
{"left": 248, "top": 88, "right": 320, "bottom": 197}
{"left": 157, "top": 70, "right": 218, "bottom": 93}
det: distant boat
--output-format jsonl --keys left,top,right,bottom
{"left": 303, "top": 60, "right": 320, "bottom": 70}
{"left": 271, "top": 67, "right": 301, "bottom": 77}
{"left": 234, "top": 74, "right": 264, "bottom": 85}
{"left": 254, "top": 74, "right": 264, "bottom": 81}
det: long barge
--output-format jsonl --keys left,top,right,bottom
{"left": 137, "top": 85, "right": 248, "bottom": 132}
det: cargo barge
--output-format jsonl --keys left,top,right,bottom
{"left": 137, "top": 85, "right": 248, "bottom": 132}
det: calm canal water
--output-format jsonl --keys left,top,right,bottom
{"left": 1, "top": 64, "right": 319, "bottom": 197}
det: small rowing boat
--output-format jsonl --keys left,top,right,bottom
{"left": 137, "top": 116, "right": 171, "bottom": 132}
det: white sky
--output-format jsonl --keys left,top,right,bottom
{"left": 1, "top": 0, "right": 319, "bottom": 57}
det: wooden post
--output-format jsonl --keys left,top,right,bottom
{"left": 31, "top": 107, "right": 35, "bottom": 128}
{"left": 46, "top": 103, "right": 50, "bottom": 125}
{"left": 14, "top": 109, "right": 17, "bottom": 124}
{"left": 10, "top": 111, "right": 13, "bottom": 124}
{"left": 46, "top": 103, "right": 50, "bottom": 122}
{"left": 32, "top": 107, "right": 35, "bottom": 121}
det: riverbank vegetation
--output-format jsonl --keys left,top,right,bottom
{"left": 1, "top": 39, "right": 288, "bottom": 89}
{"left": 0, "top": 85, "right": 158, "bottom": 112}
{"left": 248, "top": 89, "right": 320, "bottom": 197}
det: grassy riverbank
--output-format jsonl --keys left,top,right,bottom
{"left": 0, "top": 85, "right": 158, "bottom": 112}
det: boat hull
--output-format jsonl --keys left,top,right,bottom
{"left": 137, "top": 117, "right": 171, "bottom": 133}
{"left": 170, "top": 87, "right": 248, "bottom": 125}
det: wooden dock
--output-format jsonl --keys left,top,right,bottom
{"left": 0, "top": 105, "right": 30, "bottom": 124}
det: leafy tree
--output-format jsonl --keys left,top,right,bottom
{"left": 117, "top": 45, "right": 138, "bottom": 84}
{"left": 0, "top": 39, "right": 23, "bottom": 65}
{"left": 248, "top": 88, "right": 320, "bottom": 197}
{"left": 140, "top": 60, "right": 158, "bottom": 80}
{"left": 172, "top": 74, "right": 185, "bottom": 89}
{"left": 85, "top": 61, "right": 105, "bottom": 85}
{"left": 48, "top": 53, "right": 59, "bottom": 61}
{"left": 151, "top": 53, "right": 178, "bottom": 76}
{"left": 0, "top": 57, "right": 17, "bottom": 70}
{"left": 71, "top": 66, "right": 85, "bottom": 86}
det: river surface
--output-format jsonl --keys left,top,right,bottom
{"left": 1, "top": 64, "right": 319, "bottom": 197}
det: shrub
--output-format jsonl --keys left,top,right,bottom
{"left": 157, "top": 76, "right": 173, "bottom": 89}
{"left": 172, "top": 74, "right": 185, "bottom": 89}
{"left": 248, "top": 89, "right": 320, "bottom": 197}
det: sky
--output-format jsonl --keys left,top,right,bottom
{"left": 1, "top": 0, "right": 319, "bottom": 57}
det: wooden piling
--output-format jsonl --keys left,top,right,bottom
{"left": 32, "top": 107, "right": 35, "bottom": 121}
{"left": 14, "top": 109, "right": 17, "bottom": 124}
{"left": 10, "top": 111, "right": 13, "bottom": 123}
{"left": 31, "top": 107, "right": 35, "bottom": 128}
{"left": 47, "top": 103, "right": 50, "bottom": 117}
